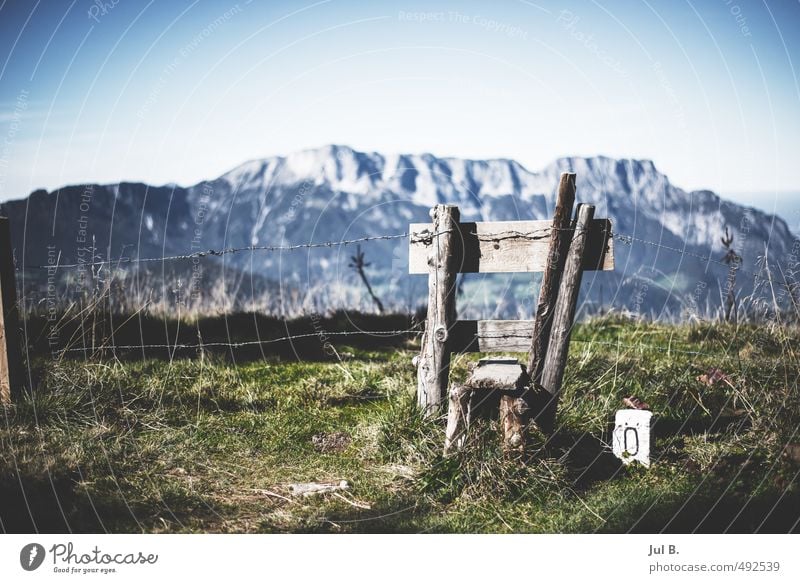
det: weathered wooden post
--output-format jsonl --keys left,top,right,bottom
{"left": 416, "top": 205, "right": 460, "bottom": 416}
{"left": 0, "top": 216, "right": 24, "bottom": 405}
{"left": 538, "top": 204, "right": 595, "bottom": 433}
{"left": 527, "top": 173, "right": 576, "bottom": 382}
{"left": 525, "top": 173, "right": 576, "bottom": 434}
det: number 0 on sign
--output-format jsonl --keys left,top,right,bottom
{"left": 613, "top": 409, "right": 652, "bottom": 467}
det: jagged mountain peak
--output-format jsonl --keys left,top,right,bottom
{"left": 215, "top": 146, "right": 671, "bottom": 204}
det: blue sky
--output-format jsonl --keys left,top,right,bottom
{"left": 1, "top": 0, "right": 799, "bottom": 209}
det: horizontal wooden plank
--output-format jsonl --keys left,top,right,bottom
{"left": 408, "top": 218, "right": 614, "bottom": 274}
{"left": 449, "top": 320, "right": 533, "bottom": 353}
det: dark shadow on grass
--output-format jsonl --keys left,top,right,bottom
{"left": 25, "top": 310, "right": 417, "bottom": 364}
{"left": 622, "top": 488, "right": 800, "bottom": 533}
{"left": 0, "top": 470, "right": 220, "bottom": 533}
{"left": 0, "top": 471, "right": 116, "bottom": 533}
{"left": 651, "top": 415, "right": 751, "bottom": 438}
{"left": 546, "top": 429, "right": 625, "bottom": 490}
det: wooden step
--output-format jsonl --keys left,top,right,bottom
{"left": 465, "top": 357, "right": 528, "bottom": 391}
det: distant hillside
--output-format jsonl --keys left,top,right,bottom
{"left": 722, "top": 191, "right": 800, "bottom": 236}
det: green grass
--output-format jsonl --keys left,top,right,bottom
{"left": 2, "top": 318, "right": 799, "bottom": 533}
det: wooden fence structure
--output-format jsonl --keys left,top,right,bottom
{"left": 409, "top": 172, "right": 614, "bottom": 448}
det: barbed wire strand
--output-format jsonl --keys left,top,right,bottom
{"left": 612, "top": 233, "right": 736, "bottom": 269}
{"left": 22, "top": 227, "right": 748, "bottom": 274}
{"left": 53, "top": 327, "right": 731, "bottom": 360}
{"left": 25, "top": 232, "right": 415, "bottom": 270}
{"left": 58, "top": 328, "right": 422, "bottom": 354}
{"left": 24, "top": 227, "right": 550, "bottom": 270}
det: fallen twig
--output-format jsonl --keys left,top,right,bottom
{"left": 332, "top": 491, "right": 371, "bottom": 509}
{"left": 289, "top": 480, "right": 350, "bottom": 497}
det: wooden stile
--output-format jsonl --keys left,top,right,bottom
{"left": 410, "top": 176, "right": 614, "bottom": 448}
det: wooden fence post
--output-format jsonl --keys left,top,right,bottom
{"left": 417, "top": 204, "right": 459, "bottom": 416}
{"left": 0, "top": 216, "right": 23, "bottom": 405}
{"left": 538, "top": 204, "right": 595, "bottom": 433}
{"left": 527, "top": 173, "right": 576, "bottom": 380}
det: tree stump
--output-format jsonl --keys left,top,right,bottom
{"left": 444, "top": 357, "right": 530, "bottom": 454}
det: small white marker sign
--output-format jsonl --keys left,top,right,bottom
{"left": 613, "top": 409, "right": 652, "bottom": 467}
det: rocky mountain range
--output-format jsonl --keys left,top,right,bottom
{"left": 3, "top": 145, "right": 797, "bottom": 319}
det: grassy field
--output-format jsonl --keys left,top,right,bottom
{"left": 2, "top": 317, "right": 799, "bottom": 533}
